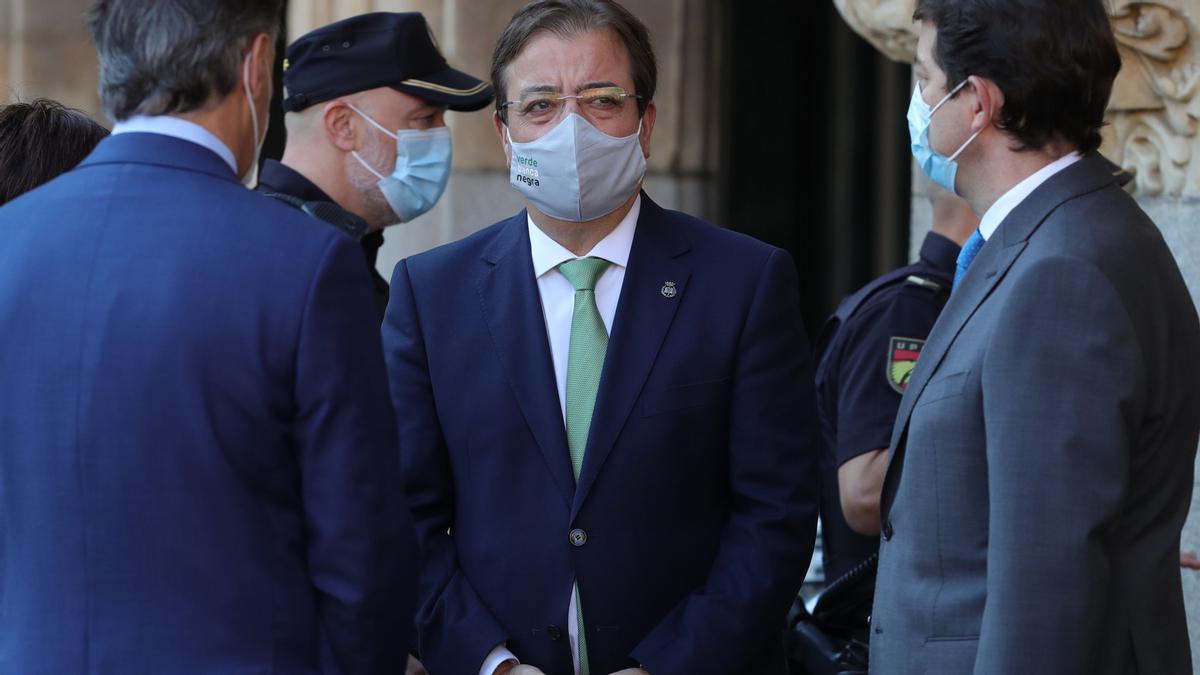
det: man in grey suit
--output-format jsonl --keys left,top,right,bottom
{"left": 870, "top": 0, "right": 1200, "bottom": 673}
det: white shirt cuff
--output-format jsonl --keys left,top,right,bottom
{"left": 480, "top": 643, "right": 519, "bottom": 675}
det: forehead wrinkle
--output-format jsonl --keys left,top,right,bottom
{"left": 507, "top": 29, "right": 633, "bottom": 98}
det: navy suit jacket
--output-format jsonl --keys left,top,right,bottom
{"left": 383, "top": 195, "right": 820, "bottom": 675}
{"left": 0, "top": 133, "right": 417, "bottom": 674}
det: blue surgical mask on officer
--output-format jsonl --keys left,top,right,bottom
{"left": 347, "top": 103, "right": 452, "bottom": 224}
{"left": 907, "top": 80, "right": 980, "bottom": 195}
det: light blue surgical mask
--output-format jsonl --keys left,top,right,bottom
{"left": 907, "top": 80, "right": 979, "bottom": 195}
{"left": 348, "top": 103, "right": 452, "bottom": 223}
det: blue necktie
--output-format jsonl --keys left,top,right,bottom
{"left": 953, "top": 229, "right": 986, "bottom": 291}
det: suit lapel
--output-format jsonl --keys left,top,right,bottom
{"left": 879, "top": 153, "right": 1121, "bottom": 519}
{"left": 477, "top": 215, "right": 575, "bottom": 506}
{"left": 571, "top": 197, "right": 692, "bottom": 519}
{"left": 878, "top": 236, "right": 1027, "bottom": 517}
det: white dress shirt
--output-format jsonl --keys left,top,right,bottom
{"left": 110, "top": 115, "right": 238, "bottom": 174}
{"left": 479, "top": 196, "right": 641, "bottom": 675}
{"left": 978, "top": 152, "right": 1081, "bottom": 241}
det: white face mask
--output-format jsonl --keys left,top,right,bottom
{"left": 241, "top": 53, "right": 267, "bottom": 188}
{"left": 507, "top": 113, "right": 646, "bottom": 222}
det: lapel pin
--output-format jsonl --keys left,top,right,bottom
{"left": 660, "top": 281, "right": 677, "bottom": 299}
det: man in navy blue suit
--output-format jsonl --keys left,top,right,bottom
{"left": 383, "top": 2, "right": 820, "bottom": 674}
{"left": 0, "top": 2, "right": 417, "bottom": 673}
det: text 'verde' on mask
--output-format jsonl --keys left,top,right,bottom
{"left": 507, "top": 113, "right": 646, "bottom": 223}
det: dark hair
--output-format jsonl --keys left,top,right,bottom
{"left": 491, "top": 0, "right": 657, "bottom": 124}
{"left": 87, "top": 0, "right": 284, "bottom": 121}
{"left": 914, "top": 0, "right": 1120, "bottom": 153}
{"left": 0, "top": 99, "right": 109, "bottom": 206}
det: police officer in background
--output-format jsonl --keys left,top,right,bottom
{"left": 791, "top": 180, "right": 977, "bottom": 672}
{"left": 819, "top": 180, "right": 977, "bottom": 558}
{"left": 258, "top": 12, "right": 493, "bottom": 319}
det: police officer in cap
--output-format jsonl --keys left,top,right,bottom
{"left": 259, "top": 12, "right": 493, "bottom": 319}
{"left": 794, "top": 180, "right": 977, "bottom": 671}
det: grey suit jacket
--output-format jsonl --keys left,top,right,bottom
{"left": 869, "top": 153, "right": 1200, "bottom": 674}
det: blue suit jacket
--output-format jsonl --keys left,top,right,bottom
{"left": 384, "top": 195, "right": 820, "bottom": 675}
{"left": 0, "top": 133, "right": 417, "bottom": 674}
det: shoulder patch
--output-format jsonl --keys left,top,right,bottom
{"left": 903, "top": 274, "right": 945, "bottom": 292}
{"left": 887, "top": 337, "right": 926, "bottom": 394}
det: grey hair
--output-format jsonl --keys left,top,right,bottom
{"left": 87, "top": 0, "right": 284, "bottom": 122}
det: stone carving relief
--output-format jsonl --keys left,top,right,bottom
{"left": 833, "top": 0, "right": 1200, "bottom": 197}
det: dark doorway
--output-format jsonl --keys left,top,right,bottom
{"left": 719, "top": 2, "right": 913, "bottom": 335}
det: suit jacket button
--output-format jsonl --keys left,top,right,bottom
{"left": 569, "top": 528, "right": 588, "bottom": 547}
{"left": 547, "top": 624, "right": 562, "bottom": 640}
{"left": 882, "top": 520, "right": 894, "bottom": 541}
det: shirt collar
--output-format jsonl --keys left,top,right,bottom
{"left": 256, "top": 160, "right": 334, "bottom": 203}
{"left": 528, "top": 195, "right": 641, "bottom": 278}
{"left": 111, "top": 115, "right": 237, "bottom": 174}
{"left": 978, "top": 151, "right": 1082, "bottom": 241}
{"left": 918, "top": 231, "right": 962, "bottom": 274}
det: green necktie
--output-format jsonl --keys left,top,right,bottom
{"left": 557, "top": 256, "right": 611, "bottom": 675}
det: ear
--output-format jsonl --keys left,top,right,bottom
{"left": 967, "top": 75, "right": 1003, "bottom": 135}
{"left": 245, "top": 33, "right": 274, "bottom": 101}
{"left": 493, "top": 110, "right": 512, "bottom": 164}
{"left": 638, "top": 101, "right": 656, "bottom": 160}
{"left": 323, "top": 100, "right": 360, "bottom": 152}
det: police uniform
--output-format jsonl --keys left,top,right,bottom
{"left": 258, "top": 11, "right": 494, "bottom": 321}
{"left": 814, "top": 231, "right": 959, "bottom": 582}
{"left": 256, "top": 160, "right": 390, "bottom": 317}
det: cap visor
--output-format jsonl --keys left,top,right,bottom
{"left": 395, "top": 66, "right": 494, "bottom": 112}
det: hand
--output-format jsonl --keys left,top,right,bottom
{"left": 405, "top": 656, "right": 429, "bottom": 675}
{"left": 1182, "top": 551, "right": 1200, "bottom": 570}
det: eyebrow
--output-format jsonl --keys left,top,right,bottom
{"left": 516, "top": 84, "right": 558, "bottom": 99}
{"left": 514, "top": 81, "right": 623, "bottom": 99}
{"left": 577, "top": 80, "right": 620, "bottom": 92}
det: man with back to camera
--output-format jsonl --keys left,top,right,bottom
{"left": 258, "top": 11, "right": 493, "bottom": 319}
{"left": 383, "top": 1, "right": 822, "bottom": 673}
{"left": 870, "top": 0, "right": 1200, "bottom": 672}
{"left": 0, "top": 1, "right": 417, "bottom": 672}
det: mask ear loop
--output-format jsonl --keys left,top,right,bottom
{"left": 930, "top": 79, "right": 970, "bottom": 116}
{"left": 929, "top": 79, "right": 979, "bottom": 162}
{"left": 948, "top": 129, "right": 982, "bottom": 162}
{"left": 344, "top": 102, "right": 395, "bottom": 180}
{"left": 352, "top": 151, "right": 388, "bottom": 180}
{"left": 345, "top": 102, "right": 398, "bottom": 140}
{"left": 244, "top": 55, "right": 260, "bottom": 150}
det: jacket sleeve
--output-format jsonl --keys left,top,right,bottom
{"left": 383, "top": 259, "right": 511, "bottom": 674}
{"left": 632, "top": 248, "right": 821, "bottom": 672}
{"left": 974, "top": 255, "right": 1140, "bottom": 673}
{"left": 293, "top": 235, "right": 419, "bottom": 674}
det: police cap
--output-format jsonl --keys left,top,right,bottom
{"left": 283, "top": 12, "right": 493, "bottom": 113}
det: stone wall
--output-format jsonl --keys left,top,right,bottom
{"left": 1, "top": 0, "right": 101, "bottom": 117}
{"left": 837, "top": 0, "right": 1200, "bottom": 661}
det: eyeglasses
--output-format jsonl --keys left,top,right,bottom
{"left": 499, "top": 86, "right": 642, "bottom": 123}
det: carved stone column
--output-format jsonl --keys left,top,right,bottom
{"left": 836, "top": 0, "right": 1200, "bottom": 660}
